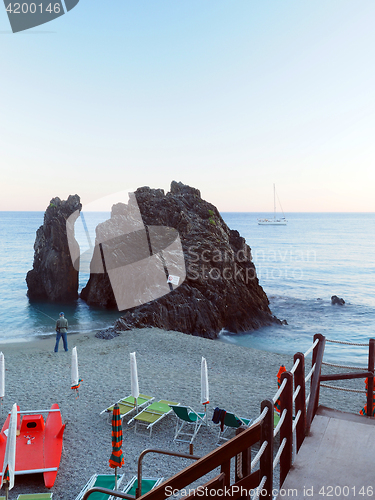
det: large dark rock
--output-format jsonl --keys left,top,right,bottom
{"left": 26, "top": 195, "right": 82, "bottom": 302}
{"left": 331, "top": 295, "right": 345, "bottom": 306}
{"left": 82, "top": 181, "right": 279, "bottom": 339}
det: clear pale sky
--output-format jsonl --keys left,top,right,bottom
{"left": 1, "top": 1, "right": 375, "bottom": 212}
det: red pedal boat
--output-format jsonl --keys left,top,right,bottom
{"left": 0, "top": 403, "right": 65, "bottom": 488}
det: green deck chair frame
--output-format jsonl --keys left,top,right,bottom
{"left": 128, "top": 400, "right": 179, "bottom": 437}
{"left": 121, "top": 476, "right": 164, "bottom": 497}
{"left": 74, "top": 473, "right": 125, "bottom": 500}
{"left": 100, "top": 394, "right": 154, "bottom": 421}
{"left": 170, "top": 405, "right": 206, "bottom": 444}
{"left": 217, "top": 411, "right": 252, "bottom": 443}
{"left": 17, "top": 495, "right": 53, "bottom": 500}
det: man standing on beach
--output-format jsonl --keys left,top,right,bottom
{"left": 55, "top": 312, "right": 68, "bottom": 352}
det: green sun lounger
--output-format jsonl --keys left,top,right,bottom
{"left": 17, "top": 495, "right": 53, "bottom": 500}
{"left": 122, "top": 476, "right": 164, "bottom": 497}
{"left": 128, "top": 400, "right": 179, "bottom": 436}
{"left": 216, "top": 411, "right": 252, "bottom": 444}
{"left": 100, "top": 394, "right": 154, "bottom": 420}
{"left": 170, "top": 405, "right": 206, "bottom": 444}
{"left": 74, "top": 473, "right": 125, "bottom": 500}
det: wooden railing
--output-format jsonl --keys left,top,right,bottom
{"left": 137, "top": 409, "right": 273, "bottom": 500}
{"left": 319, "top": 337, "right": 375, "bottom": 418}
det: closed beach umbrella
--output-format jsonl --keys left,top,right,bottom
{"left": 0, "top": 353, "right": 4, "bottom": 404}
{"left": 275, "top": 365, "right": 287, "bottom": 414}
{"left": 71, "top": 347, "right": 82, "bottom": 396}
{"left": 1, "top": 403, "right": 17, "bottom": 499}
{"left": 109, "top": 403, "right": 124, "bottom": 490}
{"left": 130, "top": 352, "right": 139, "bottom": 410}
{"left": 201, "top": 357, "right": 209, "bottom": 424}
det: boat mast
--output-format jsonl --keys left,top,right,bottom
{"left": 273, "top": 183, "right": 276, "bottom": 220}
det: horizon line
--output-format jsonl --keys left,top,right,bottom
{"left": 0, "top": 210, "right": 374, "bottom": 214}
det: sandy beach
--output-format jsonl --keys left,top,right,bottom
{"left": 0, "top": 328, "right": 367, "bottom": 500}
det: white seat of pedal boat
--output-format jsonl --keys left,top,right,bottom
{"left": 16, "top": 494, "right": 53, "bottom": 500}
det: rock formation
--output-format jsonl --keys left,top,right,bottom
{"left": 26, "top": 195, "right": 82, "bottom": 302}
{"left": 331, "top": 295, "right": 345, "bottom": 306}
{"left": 81, "top": 181, "right": 279, "bottom": 339}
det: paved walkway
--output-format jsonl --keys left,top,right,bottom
{"left": 276, "top": 406, "right": 375, "bottom": 499}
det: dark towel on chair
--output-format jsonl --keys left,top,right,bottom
{"left": 212, "top": 407, "right": 221, "bottom": 424}
{"left": 212, "top": 407, "right": 227, "bottom": 431}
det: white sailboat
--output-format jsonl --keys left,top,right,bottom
{"left": 257, "top": 184, "right": 287, "bottom": 225}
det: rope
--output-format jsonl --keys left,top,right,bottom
{"left": 320, "top": 383, "right": 366, "bottom": 394}
{"left": 273, "top": 409, "right": 286, "bottom": 438}
{"left": 236, "top": 452, "right": 243, "bottom": 480}
{"left": 272, "top": 378, "right": 287, "bottom": 404}
{"left": 273, "top": 437, "right": 286, "bottom": 470}
{"left": 251, "top": 441, "right": 268, "bottom": 470}
{"left": 326, "top": 338, "right": 368, "bottom": 346}
{"left": 290, "top": 358, "right": 300, "bottom": 374}
{"left": 304, "top": 338, "right": 319, "bottom": 357}
{"left": 293, "top": 385, "right": 301, "bottom": 403}
{"left": 305, "top": 363, "right": 316, "bottom": 383}
{"left": 322, "top": 361, "right": 367, "bottom": 370}
{"left": 292, "top": 410, "right": 301, "bottom": 432}
{"left": 251, "top": 476, "right": 267, "bottom": 500}
{"left": 251, "top": 406, "right": 269, "bottom": 427}
{"left": 306, "top": 393, "right": 310, "bottom": 406}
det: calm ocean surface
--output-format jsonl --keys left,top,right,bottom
{"left": 0, "top": 212, "right": 374, "bottom": 365}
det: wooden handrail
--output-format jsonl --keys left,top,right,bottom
{"left": 138, "top": 422, "right": 263, "bottom": 500}
{"left": 320, "top": 371, "right": 372, "bottom": 381}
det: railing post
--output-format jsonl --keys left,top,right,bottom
{"left": 279, "top": 372, "right": 293, "bottom": 487}
{"left": 260, "top": 399, "right": 274, "bottom": 499}
{"left": 220, "top": 459, "right": 231, "bottom": 489}
{"left": 367, "top": 339, "right": 375, "bottom": 417}
{"left": 235, "top": 427, "right": 251, "bottom": 500}
{"left": 306, "top": 334, "right": 325, "bottom": 434}
{"left": 293, "top": 352, "right": 306, "bottom": 453}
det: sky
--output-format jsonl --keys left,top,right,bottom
{"left": 1, "top": 0, "right": 375, "bottom": 212}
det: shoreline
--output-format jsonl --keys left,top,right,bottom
{"left": 0, "top": 327, "right": 368, "bottom": 500}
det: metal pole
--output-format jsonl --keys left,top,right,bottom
{"left": 136, "top": 448, "right": 200, "bottom": 498}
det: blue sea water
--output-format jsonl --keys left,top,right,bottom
{"left": 0, "top": 212, "right": 374, "bottom": 365}
{"left": 220, "top": 212, "right": 375, "bottom": 366}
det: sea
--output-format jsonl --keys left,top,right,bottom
{"left": 0, "top": 212, "right": 374, "bottom": 365}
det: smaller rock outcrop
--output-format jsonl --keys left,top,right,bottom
{"left": 26, "top": 195, "right": 82, "bottom": 302}
{"left": 331, "top": 295, "right": 345, "bottom": 306}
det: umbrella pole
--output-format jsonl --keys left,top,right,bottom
{"left": 5, "top": 482, "right": 9, "bottom": 500}
{"left": 115, "top": 467, "right": 118, "bottom": 490}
